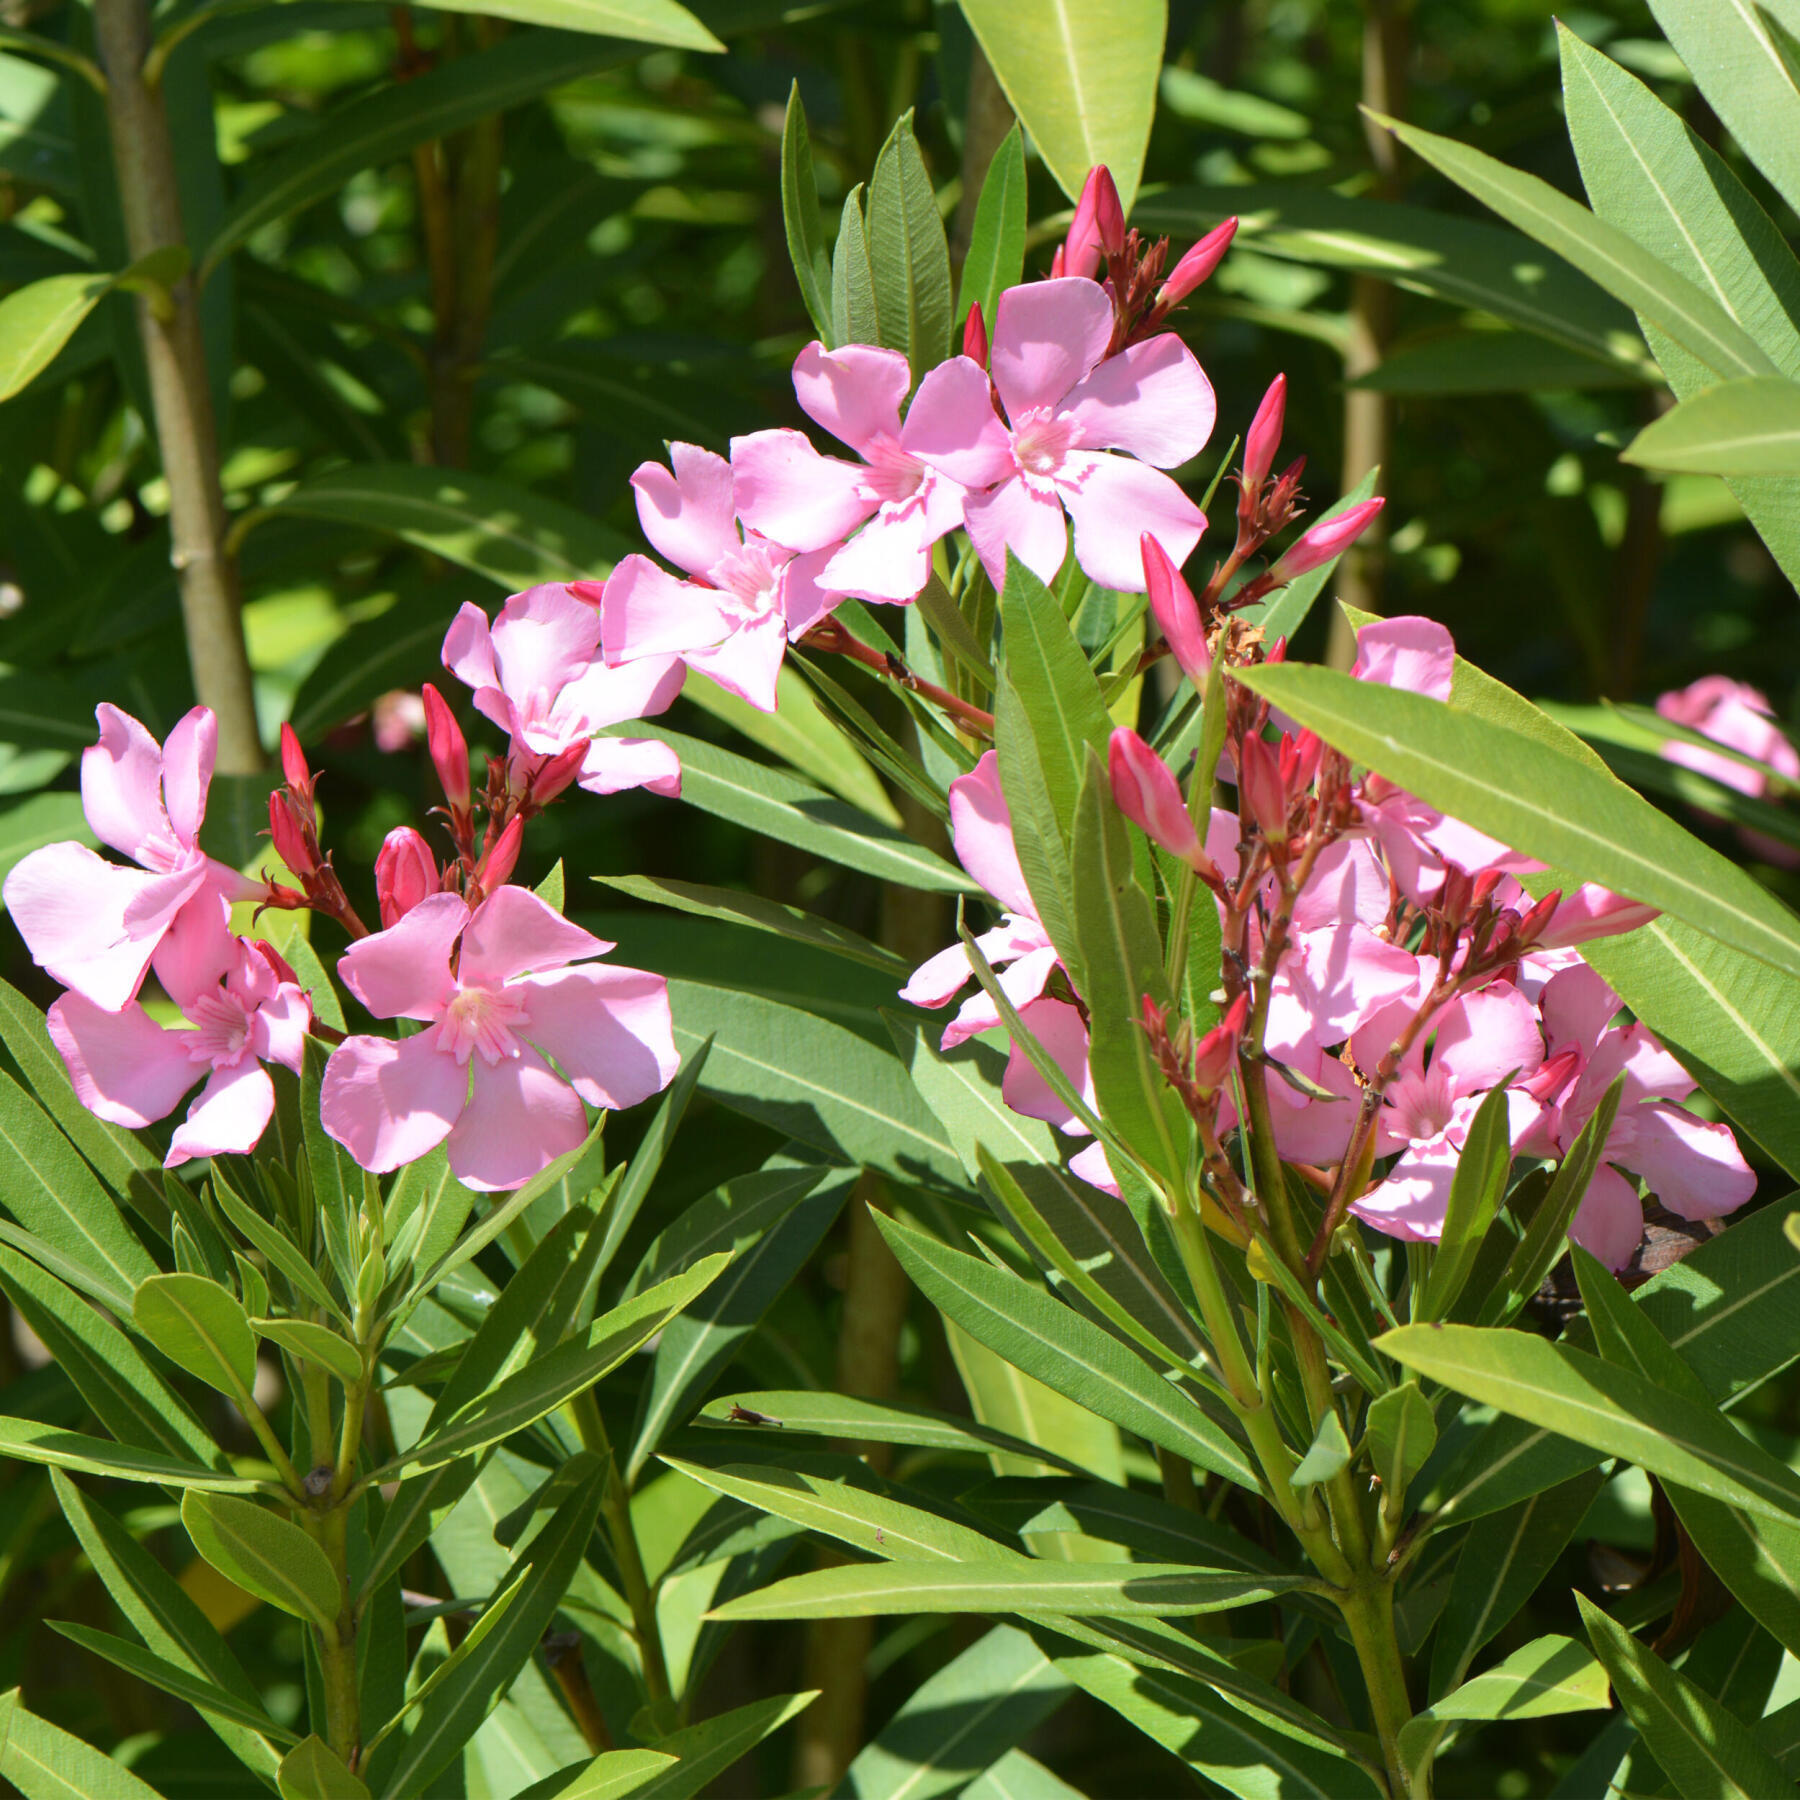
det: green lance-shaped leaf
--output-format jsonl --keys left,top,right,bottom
{"left": 276, "top": 1735, "right": 369, "bottom": 1800}
{"left": 958, "top": 0, "right": 1164, "bottom": 211}
{"left": 0, "top": 1417, "right": 261, "bottom": 1490}
{"left": 833, "top": 184, "right": 881, "bottom": 349}
{"left": 210, "top": 1161, "right": 348, "bottom": 1326}
{"left": 252, "top": 1316, "right": 363, "bottom": 1386}
{"left": 1579, "top": 1593, "right": 1791, "bottom": 1800}
{"left": 1625, "top": 377, "right": 1800, "bottom": 477}
{"left": 959, "top": 122, "right": 1028, "bottom": 331}
{"left": 0, "top": 1688, "right": 169, "bottom": 1800}
{"left": 0, "top": 1069, "right": 157, "bottom": 1315}
{"left": 1378, "top": 1323, "right": 1800, "bottom": 1527}
{"left": 866, "top": 110, "right": 952, "bottom": 373}
{"left": 133, "top": 1272, "right": 258, "bottom": 1401}
{"left": 1237, "top": 663, "right": 1800, "bottom": 984}
{"left": 0, "top": 272, "right": 110, "bottom": 402}
{"left": 710, "top": 1559, "right": 1309, "bottom": 1623}
{"left": 1417, "top": 1083, "right": 1513, "bottom": 1324}
{"left": 180, "top": 1492, "right": 341, "bottom": 1629}
{"left": 874, "top": 1213, "right": 1260, "bottom": 1488}
{"left": 508, "top": 1749, "right": 677, "bottom": 1800}
{"left": 780, "top": 82, "right": 833, "bottom": 341}
{"left": 1398, "top": 1634, "right": 1610, "bottom": 1795}
{"left": 1289, "top": 1411, "right": 1351, "bottom": 1490}
{"left": 1374, "top": 113, "right": 1781, "bottom": 381}
{"left": 403, "top": 0, "right": 722, "bottom": 47}
{"left": 1366, "top": 1380, "right": 1436, "bottom": 1505}
{"left": 48, "top": 1622, "right": 296, "bottom": 1745}
{"left": 369, "top": 1253, "right": 729, "bottom": 1481}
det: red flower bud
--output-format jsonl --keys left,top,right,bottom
{"left": 1239, "top": 733, "right": 1288, "bottom": 843}
{"left": 1157, "top": 216, "right": 1237, "bottom": 307}
{"left": 1142, "top": 534, "right": 1208, "bottom": 685}
{"left": 962, "top": 301, "right": 989, "bottom": 367}
{"left": 1516, "top": 887, "right": 1563, "bottom": 947}
{"left": 475, "top": 814, "right": 524, "bottom": 893}
{"left": 1109, "top": 728, "right": 1215, "bottom": 876}
{"left": 566, "top": 579, "right": 607, "bottom": 607}
{"left": 1242, "top": 374, "right": 1286, "bottom": 498}
{"left": 1271, "top": 498, "right": 1385, "bottom": 582}
{"left": 268, "top": 790, "right": 312, "bottom": 879}
{"left": 421, "top": 683, "right": 471, "bottom": 812}
{"left": 279, "top": 723, "right": 312, "bottom": 797}
{"left": 1191, "top": 992, "right": 1249, "bottom": 1090}
{"left": 1063, "top": 166, "right": 1124, "bottom": 279}
{"left": 527, "top": 742, "right": 589, "bottom": 809}
{"left": 249, "top": 938, "right": 302, "bottom": 989}
{"left": 375, "top": 826, "right": 438, "bottom": 929}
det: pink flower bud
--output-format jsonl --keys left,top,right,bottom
{"left": 421, "top": 683, "right": 471, "bottom": 812}
{"left": 526, "top": 742, "right": 589, "bottom": 808}
{"left": 1239, "top": 733, "right": 1288, "bottom": 842}
{"left": 475, "top": 815, "right": 524, "bottom": 893}
{"left": 1243, "top": 374, "right": 1286, "bottom": 497}
{"left": 1109, "top": 729, "right": 1215, "bottom": 876}
{"left": 1191, "top": 992, "right": 1249, "bottom": 1090}
{"left": 962, "top": 302, "right": 989, "bottom": 367}
{"left": 375, "top": 826, "right": 438, "bottom": 929}
{"left": 268, "top": 790, "right": 311, "bottom": 879}
{"left": 1142, "top": 534, "right": 1208, "bottom": 685}
{"left": 1063, "top": 166, "right": 1124, "bottom": 279}
{"left": 279, "top": 723, "right": 312, "bottom": 797}
{"left": 1049, "top": 244, "right": 1067, "bottom": 278}
{"left": 1158, "top": 216, "right": 1237, "bottom": 307}
{"left": 1271, "top": 498, "right": 1385, "bottom": 582}
{"left": 566, "top": 579, "right": 607, "bottom": 607}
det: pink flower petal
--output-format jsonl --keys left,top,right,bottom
{"left": 1619, "top": 1103, "right": 1756, "bottom": 1220}
{"left": 321, "top": 1032, "right": 466, "bottom": 1173}
{"left": 948, "top": 752, "right": 1037, "bottom": 919}
{"left": 459, "top": 885, "right": 610, "bottom": 989}
{"left": 631, "top": 442, "right": 740, "bottom": 578}
{"left": 899, "top": 940, "right": 975, "bottom": 1009}
{"left": 1067, "top": 1139, "right": 1119, "bottom": 1195}
{"left": 778, "top": 544, "right": 841, "bottom": 640}
{"left": 1432, "top": 985, "right": 1544, "bottom": 1094}
{"left": 518, "top": 964, "right": 677, "bottom": 1110}
{"left": 1351, "top": 1132, "right": 1462, "bottom": 1242}
{"left": 248, "top": 982, "right": 311, "bottom": 1075}
{"left": 601, "top": 557, "right": 735, "bottom": 665}
{"left": 685, "top": 611, "right": 789, "bottom": 713}
{"left": 166, "top": 1060, "right": 276, "bottom": 1167}
{"left": 989, "top": 279, "right": 1113, "bottom": 420}
{"left": 159, "top": 708, "right": 217, "bottom": 849}
{"left": 1057, "top": 452, "right": 1204, "bottom": 593}
{"left": 448, "top": 1044, "right": 587, "bottom": 1190}
{"left": 794, "top": 340, "right": 910, "bottom": 453}
{"left": 1352, "top": 616, "right": 1455, "bottom": 703}
{"left": 821, "top": 503, "right": 939, "bottom": 604}
{"left": 942, "top": 944, "right": 1060, "bottom": 1049}
{"left": 1567, "top": 1162, "right": 1645, "bottom": 1271}
{"left": 1001, "top": 998, "right": 1095, "bottom": 1132}
{"left": 577, "top": 736, "right": 682, "bottom": 798}
{"left": 1059, "top": 335, "right": 1217, "bottom": 467}
{"left": 149, "top": 891, "right": 236, "bottom": 1012}
{"left": 46, "top": 992, "right": 197, "bottom": 1128}
{"left": 1539, "top": 965, "right": 1621, "bottom": 1058}
{"left": 486, "top": 585, "right": 602, "bottom": 711}
{"left": 963, "top": 477, "right": 1068, "bottom": 588}
{"left": 550, "top": 654, "right": 685, "bottom": 739}
{"left": 442, "top": 602, "right": 499, "bottom": 694}
{"left": 83, "top": 705, "right": 179, "bottom": 865}
{"left": 903, "top": 357, "right": 1016, "bottom": 489}
{"left": 730, "top": 428, "right": 872, "bottom": 553}
{"left": 336, "top": 892, "right": 469, "bottom": 1021}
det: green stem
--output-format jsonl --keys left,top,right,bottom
{"left": 1340, "top": 1577, "right": 1413, "bottom": 1798}
{"left": 314, "top": 1501, "right": 361, "bottom": 1768}
{"left": 570, "top": 1389, "right": 672, "bottom": 1712}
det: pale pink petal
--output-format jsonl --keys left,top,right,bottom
{"left": 949, "top": 753, "right": 1036, "bottom": 919}
{"left": 1536, "top": 883, "right": 1659, "bottom": 949}
{"left": 1539, "top": 966, "right": 1621, "bottom": 1058}
{"left": 336, "top": 892, "right": 468, "bottom": 1021}
{"left": 166, "top": 1060, "right": 275, "bottom": 1167}
{"left": 1067, "top": 1140, "right": 1119, "bottom": 1194}
{"left": 1618, "top": 1104, "right": 1756, "bottom": 1221}
{"left": 448, "top": 1045, "right": 586, "bottom": 1191}
{"left": 577, "top": 737, "right": 682, "bottom": 798}
{"left": 149, "top": 891, "right": 235, "bottom": 1012}
{"left": 517, "top": 964, "right": 677, "bottom": 1110}
{"left": 487, "top": 585, "right": 602, "bottom": 709}
{"left": 321, "top": 1032, "right": 465, "bottom": 1173}
{"left": 1059, "top": 335, "right": 1217, "bottom": 467}
{"left": 46, "top": 993, "right": 196, "bottom": 1128}
{"left": 902, "top": 357, "right": 1018, "bottom": 489}
{"left": 939, "top": 944, "right": 1059, "bottom": 1051}
{"left": 685, "top": 612, "right": 789, "bottom": 713}
{"left": 777, "top": 544, "right": 841, "bottom": 640}
{"left": 1292, "top": 838, "right": 1393, "bottom": 933}
{"left": 4, "top": 843, "right": 201, "bottom": 1011}
{"left": 1351, "top": 1132, "right": 1462, "bottom": 1242}
{"left": 1287, "top": 925, "right": 1422, "bottom": 1046}
{"left": 631, "top": 443, "right": 740, "bottom": 578}
{"left": 1432, "top": 985, "right": 1544, "bottom": 1095}
{"left": 941, "top": 988, "right": 1001, "bottom": 1047}
{"left": 83, "top": 705, "right": 178, "bottom": 866}
{"left": 1418, "top": 811, "right": 1544, "bottom": 880}
{"left": 1610, "top": 1024, "right": 1695, "bottom": 1106}
{"left": 793, "top": 340, "right": 910, "bottom": 454}
{"left": 549, "top": 654, "right": 685, "bottom": 739}
{"left": 1258, "top": 1046, "right": 1361, "bottom": 1162}
{"left": 900, "top": 941, "right": 975, "bottom": 1009}
{"left": 989, "top": 279, "right": 1113, "bottom": 420}
{"left": 1352, "top": 617, "right": 1455, "bottom": 704}
{"left": 1567, "top": 1162, "right": 1645, "bottom": 1271}
{"left": 159, "top": 708, "right": 217, "bottom": 849}
{"left": 601, "top": 557, "right": 735, "bottom": 665}
{"left": 442, "top": 602, "right": 499, "bottom": 694}
{"left": 963, "top": 477, "right": 1068, "bottom": 588}
{"left": 1001, "top": 998, "right": 1094, "bottom": 1133}
{"left": 821, "top": 505, "right": 938, "bottom": 604}
{"left": 459, "top": 886, "right": 609, "bottom": 988}
{"left": 248, "top": 984, "right": 311, "bottom": 1075}
{"left": 1057, "top": 453, "right": 1205, "bottom": 593}
{"left": 731, "top": 428, "right": 872, "bottom": 552}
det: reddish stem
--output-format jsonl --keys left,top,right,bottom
{"left": 800, "top": 618, "right": 996, "bottom": 736}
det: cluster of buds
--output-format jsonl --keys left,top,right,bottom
{"left": 263, "top": 726, "right": 368, "bottom": 938}
{"left": 1142, "top": 991, "right": 1248, "bottom": 1127}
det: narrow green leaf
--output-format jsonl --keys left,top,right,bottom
{"left": 832, "top": 184, "right": 880, "bottom": 348}
{"left": 404, "top": 0, "right": 722, "bottom": 46}
{"left": 0, "top": 1689, "right": 168, "bottom": 1800}
{"left": 181, "top": 1492, "right": 340, "bottom": 1628}
{"left": 507, "top": 1749, "right": 677, "bottom": 1800}
{"left": 1626, "top": 376, "right": 1800, "bottom": 475}
{"left": 211, "top": 1160, "right": 349, "bottom": 1326}
{"left": 253, "top": 1316, "right": 363, "bottom": 1385}
{"left": 1418, "top": 1084, "right": 1512, "bottom": 1323}
{"left": 1289, "top": 1412, "right": 1351, "bottom": 1490}
{"left": 277, "top": 1735, "right": 369, "bottom": 1800}
{"left": 0, "top": 1417, "right": 258, "bottom": 1490}
{"left": 958, "top": 0, "right": 1164, "bottom": 210}
{"left": 779, "top": 82, "right": 833, "bottom": 341}
{"left": 0, "top": 272, "right": 108, "bottom": 401}
{"left": 866, "top": 110, "right": 952, "bottom": 372}
{"left": 1366, "top": 1381, "right": 1435, "bottom": 1502}
{"left": 133, "top": 1272, "right": 257, "bottom": 1400}
{"left": 958, "top": 123, "right": 1027, "bottom": 331}
{"left": 1579, "top": 1593, "right": 1790, "bottom": 1800}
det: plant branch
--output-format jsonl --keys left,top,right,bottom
{"left": 800, "top": 617, "right": 996, "bottom": 735}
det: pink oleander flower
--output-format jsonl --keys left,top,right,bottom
{"left": 372, "top": 690, "right": 428, "bottom": 754}
{"left": 898, "top": 752, "right": 1059, "bottom": 1045}
{"left": 443, "top": 584, "right": 684, "bottom": 801}
{"left": 321, "top": 886, "right": 677, "bottom": 1191}
{"left": 732, "top": 343, "right": 970, "bottom": 603}
{"left": 996, "top": 995, "right": 1118, "bottom": 1197}
{"left": 1657, "top": 675, "right": 1800, "bottom": 866}
{"left": 3, "top": 705, "right": 258, "bottom": 1011}
{"left": 902, "top": 278, "right": 1213, "bottom": 592}
{"left": 1349, "top": 984, "right": 1546, "bottom": 1244}
{"left": 1517, "top": 964, "right": 1755, "bottom": 1269}
{"left": 47, "top": 902, "right": 309, "bottom": 1167}
{"left": 600, "top": 443, "right": 840, "bottom": 713}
